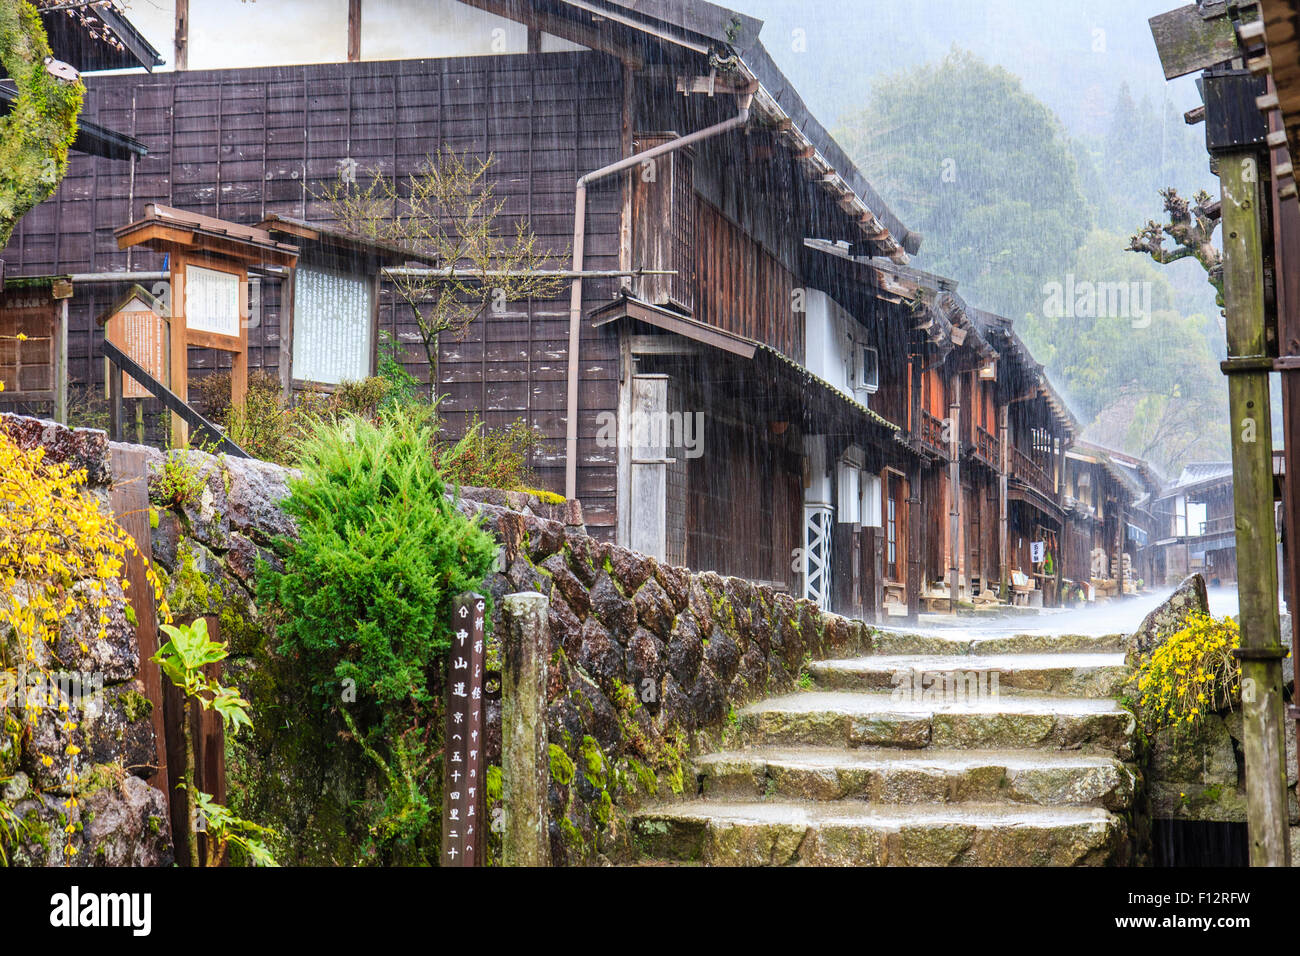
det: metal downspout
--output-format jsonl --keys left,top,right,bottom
{"left": 563, "top": 99, "right": 752, "bottom": 501}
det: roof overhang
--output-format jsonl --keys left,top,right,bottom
{"left": 258, "top": 214, "right": 424, "bottom": 270}
{"left": 592, "top": 293, "right": 758, "bottom": 358}
{"left": 591, "top": 292, "right": 901, "bottom": 434}
{"left": 542, "top": 0, "right": 918, "bottom": 262}
{"left": 1008, "top": 484, "right": 1065, "bottom": 524}
{"left": 39, "top": 4, "right": 164, "bottom": 73}
{"left": 0, "top": 85, "right": 147, "bottom": 160}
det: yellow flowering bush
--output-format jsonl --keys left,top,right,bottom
{"left": 0, "top": 426, "right": 169, "bottom": 860}
{"left": 1135, "top": 612, "right": 1240, "bottom": 734}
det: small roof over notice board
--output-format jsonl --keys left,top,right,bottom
{"left": 258, "top": 214, "right": 424, "bottom": 269}
{"left": 115, "top": 204, "right": 300, "bottom": 268}
{"left": 96, "top": 285, "right": 169, "bottom": 401}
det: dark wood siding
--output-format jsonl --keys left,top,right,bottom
{"left": 1, "top": 51, "right": 625, "bottom": 536}
{"left": 694, "top": 199, "right": 800, "bottom": 361}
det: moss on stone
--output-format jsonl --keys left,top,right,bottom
{"left": 119, "top": 688, "right": 152, "bottom": 723}
{"left": 161, "top": 541, "right": 214, "bottom": 620}
{"left": 548, "top": 744, "right": 575, "bottom": 787}
{"left": 579, "top": 735, "right": 606, "bottom": 790}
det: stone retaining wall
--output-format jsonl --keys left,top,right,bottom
{"left": 0, "top": 414, "right": 172, "bottom": 866}
{"left": 1130, "top": 574, "right": 1298, "bottom": 832}
{"left": 1, "top": 415, "right": 873, "bottom": 865}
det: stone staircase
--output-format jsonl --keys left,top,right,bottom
{"left": 632, "top": 628, "right": 1139, "bottom": 866}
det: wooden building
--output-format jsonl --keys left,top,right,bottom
{"left": 1150, "top": 462, "right": 1238, "bottom": 587}
{"left": 1063, "top": 441, "right": 1161, "bottom": 598}
{"left": 1, "top": 0, "right": 1168, "bottom": 620}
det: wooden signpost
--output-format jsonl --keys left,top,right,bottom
{"left": 114, "top": 204, "right": 298, "bottom": 446}
{"left": 100, "top": 284, "right": 169, "bottom": 401}
{"left": 441, "top": 592, "right": 486, "bottom": 866}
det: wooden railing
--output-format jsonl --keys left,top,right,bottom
{"left": 1197, "top": 514, "right": 1236, "bottom": 537}
{"left": 103, "top": 339, "right": 249, "bottom": 458}
{"left": 920, "top": 410, "right": 947, "bottom": 454}
{"left": 974, "top": 425, "right": 999, "bottom": 467}
{"left": 1010, "top": 445, "right": 1053, "bottom": 498}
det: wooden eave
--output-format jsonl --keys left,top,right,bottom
{"left": 591, "top": 294, "right": 758, "bottom": 358}
{"left": 258, "top": 214, "right": 427, "bottom": 270}
{"left": 115, "top": 204, "right": 299, "bottom": 268}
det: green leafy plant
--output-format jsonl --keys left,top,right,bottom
{"left": 376, "top": 329, "right": 422, "bottom": 408}
{"left": 257, "top": 403, "right": 497, "bottom": 860}
{"left": 0, "top": 789, "right": 26, "bottom": 866}
{"left": 153, "top": 449, "right": 208, "bottom": 510}
{"left": 152, "top": 618, "right": 274, "bottom": 866}
{"left": 187, "top": 788, "right": 277, "bottom": 868}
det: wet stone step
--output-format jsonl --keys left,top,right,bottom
{"left": 869, "top": 629, "right": 1127, "bottom": 657}
{"left": 732, "top": 691, "right": 1135, "bottom": 758}
{"left": 809, "top": 652, "right": 1130, "bottom": 698}
{"left": 632, "top": 800, "right": 1128, "bottom": 866}
{"left": 694, "top": 746, "right": 1135, "bottom": 810}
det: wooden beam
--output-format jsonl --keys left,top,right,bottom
{"left": 174, "top": 0, "right": 188, "bottom": 71}
{"left": 348, "top": 0, "right": 362, "bottom": 62}
{"left": 457, "top": 0, "right": 641, "bottom": 68}
{"left": 54, "top": 297, "right": 67, "bottom": 425}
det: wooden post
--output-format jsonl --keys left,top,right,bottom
{"left": 442, "top": 592, "right": 486, "bottom": 867}
{"left": 501, "top": 591, "right": 550, "bottom": 866}
{"left": 948, "top": 401, "right": 961, "bottom": 613}
{"left": 347, "top": 0, "right": 362, "bottom": 62}
{"left": 907, "top": 463, "right": 922, "bottom": 622}
{"left": 174, "top": 0, "right": 189, "bottom": 71}
{"left": 1220, "top": 148, "right": 1291, "bottom": 867}
{"left": 907, "top": 351, "right": 923, "bottom": 621}
{"left": 54, "top": 297, "right": 68, "bottom": 424}
{"left": 280, "top": 266, "right": 296, "bottom": 402}
{"left": 107, "top": 445, "right": 169, "bottom": 818}
{"left": 108, "top": 360, "right": 123, "bottom": 442}
{"left": 998, "top": 404, "right": 1010, "bottom": 599}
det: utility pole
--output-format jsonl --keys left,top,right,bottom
{"left": 1218, "top": 133, "right": 1291, "bottom": 867}
{"left": 1148, "top": 8, "right": 1292, "bottom": 864}
{"left": 348, "top": 0, "right": 362, "bottom": 62}
{"left": 174, "top": 0, "right": 188, "bottom": 71}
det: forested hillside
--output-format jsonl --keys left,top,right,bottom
{"left": 833, "top": 50, "right": 1231, "bottom": 475}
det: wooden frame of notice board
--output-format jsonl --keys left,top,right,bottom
{"left": 259, "top": 214, "right": 418, "bottom": 396}
{"left": 114, "top": 204, "right": 298, "bottom": 446}
{"left": 99, "top": 284, "right": 171, "bottom": 401}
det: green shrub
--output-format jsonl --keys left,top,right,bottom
{"left": 256, "top": 404, "right": 497, "bottom": 859}
{"left": 260, "top": 403, "right": 496, "bottom": 706}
